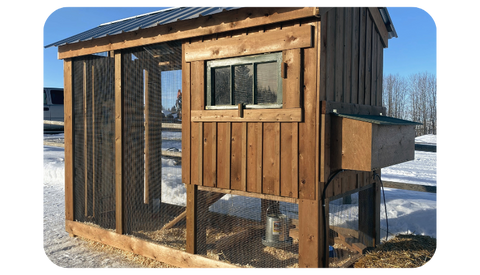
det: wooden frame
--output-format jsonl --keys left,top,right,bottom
{"left": 58, "top": 8, "right": 318, "bottom": 59}
{"left": 60, "top": 7, "right": 399, "bottom": 268}
{"left": 66, "top": 220, "right": 237, "bottom": 268}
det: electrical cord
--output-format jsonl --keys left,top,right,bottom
{"left": 321, "top": 169, "right": 389, "bottom": 264}
{"left": 321, "top": 169, "right": 345, "bottom": 265}
{"left": 373, "top": 171, "right": 389, "bottom": 242}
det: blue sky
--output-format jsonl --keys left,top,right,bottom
{"left": 44, "top": 7, "right": 436, "bottom": 89}
{"left": 383, "top": 7, "right": 436, "bottom": 76}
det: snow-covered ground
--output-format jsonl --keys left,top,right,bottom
{"left": 42, "top": 133, "right": 436, "bottom": 268}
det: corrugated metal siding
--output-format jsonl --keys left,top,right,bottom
{"left": 45, "top": 7, "right": 239, "bottom": 48}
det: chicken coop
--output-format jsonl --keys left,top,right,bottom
{"left": 45, "top": 7, "right": 420, "bottom": 267}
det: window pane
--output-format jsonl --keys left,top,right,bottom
{"left": 213, "top": 67, "right": 230, "bottom": 105}
{"left": 44, "top": 91, "right": 47, "bottom": 105}
{"left": 233, "top": 64, "right": 253, "bottom": 105}
{"left": 51, "top": 90, "right": 64, "bottom": 105}
{"left": 256, "top": 62, "right": 278, "bottom": 104}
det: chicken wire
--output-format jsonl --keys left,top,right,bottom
{"left": 328, "top": 192, "right": 362, "bottom": 267}
{"left": 72, "top": 53, "right": 116, "bottom": 230}
{"left": 195, "top": 190, "right": 299, "bottom": 268}
{"left": 121, "top": 42, "right": 185, "bottom": 250}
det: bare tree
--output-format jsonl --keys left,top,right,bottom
{"left": 407, "top": 72, "right": 436, "bottom": 136}
{"left": 383, "top": 72, "right": 436, "bottom": 136}
{"left": 383, "top": 74, "right": 408, "bottom": 119}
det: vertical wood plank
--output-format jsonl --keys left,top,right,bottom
{"left": 198, "top": 122, "right": 203, "bottom": 186}
{"left": 344, "top": 8, "right": 352, "bottom": 104}
{"left": 299, "top": 43, "right": 317, "bottom": 200}
{"left": 181, "top": 43, "right": 191, "bottom": 185}
{"left": 64, "top": 59, "right": 74, "bottom": 221}
{"left": 241, "top": 123, "right": 247, "bottom": 191}
{"left": 358, "top": 8, "right": 367, "bottom": 105}
{"left": 262, "top": 123, "right": 280, "bottom": 195}
{"left": 246, "top": 123, "right": 259, "bottom": 193}
{"left": 334, "top": 8, "right": 344, "bottom": 102}
{"left": 212, "top": 122, "right": 217, "bottom": 187}
{"left": 230, "top": 122, "right": 243, "bottom": 190}
{"left": 292, "top": 122, "right": 299, "bottom": 198}
{"left": 351, "top": 8, "right": 360, "bottom": 105}
{"left": 281, "top": 123, "right": 293, "bottom": 197}
{"left": 365, "top": 10, "right": 372, "bottom": 106}
{"left": 283, "top": 49, "right": 301, "bottom": 108}
{"left": 319, "top": 14, "right": 328, "bottom": 102}
{"left": 114, "top": 51, "right": 123, "bottom": 235}
{"left": 371, "top": 27, "right": 378, "bottom": 106}
{"left": 326, "top": 10, "right": 335, "bottom": 101}
{"left": 203, "top": 122, "right": 216, "bottom": 187}
{"left": 377, "top": 38, "right": 384, "bottom": 107}
{"left": 315, "top": 20, "right": 321, "bottom": 202}
{"left": 216, "top": 122, "right": 231, "bottom": 189}
{"left": 256, "top": 123, "right": 263, "bottom": 193}
{"left": 190, "top": 61, "right": 204, "bottom": 186}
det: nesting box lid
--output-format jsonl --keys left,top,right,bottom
{"left": 333, "top": 113, "right": 422, "bottom": 126}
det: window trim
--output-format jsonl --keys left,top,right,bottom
{"left": 206, "top": 52, "right": 283, "bottom": 110}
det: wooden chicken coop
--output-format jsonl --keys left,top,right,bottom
{"left": 46, "top": 7, "right": 420, "bottom": 268}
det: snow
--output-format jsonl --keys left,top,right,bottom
{"left": 42, "top": 133, "right": 437, "bottom": 268}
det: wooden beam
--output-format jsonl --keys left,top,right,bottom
{"left": 65, "top": 220, "right": 238, "bottom": 268}
{"left": 64, "top": 59, "right": 74, "bottom": 221}
{"left": 191, "top": 108, "right": 302, "bottom": 122}
{"left": 114, "top": 51, "right": 123, "bottom": 235}
{"left": 58, "top": 7, "right": 318, "bottom": 59}
{"left": 185, "top": 24, "right": 313, "bottom": 62}
{"left": 197, "top": 185, "right": 298, "bottom": 204}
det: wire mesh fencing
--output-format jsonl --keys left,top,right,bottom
{"left": 195, "top": 190, "right": 299, "bottom": 268}
{"left": 72, "top": 53, "right": 116, "bottom": 230}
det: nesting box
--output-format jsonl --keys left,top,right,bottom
{"left": 331, "top": 113, "right": 421, "bottom": 171}
{"left": 46, "top": 7, "right": 414, "bottom": 268}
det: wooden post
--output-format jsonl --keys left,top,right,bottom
{"left": 144, "top": 68, "right": 150, "bottom": 204}
{"left": 64, "top": 59, "right": 74, "bottom": 222}
{"left": 114, "top": 51, "right": 124, "bottom": 235}
{"left": 298, "top": 198, "right": 328, "bottom": 267}
{"left": 92, "top": 64, "right": 95, "bottom": 218}
{"left": 186, "top": 184, "right": 208, "bottom": 255}
{"left": 83, "top": 61, "right": 88, "bottom": 217}
{"left": 358, "top": 179, "right": 380, "bottom": 247}
{"left": 186, "top": 184, "right": 197, "bottom": 253}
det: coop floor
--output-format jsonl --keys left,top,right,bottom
{"left": 135, "top": 226, "right": 298, "bottom": 267}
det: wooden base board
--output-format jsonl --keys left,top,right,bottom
{"left": 65, "top": 220, "right": 238, "bottom": 268}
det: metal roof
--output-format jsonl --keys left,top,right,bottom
{"left": 44, "top": 7, "right": 239, "bottom": 48}
{"left": 334, "top": 113, "right": 421, "bottom": 126}
{"left": 45, "top": 7, "right": 397, "bottom": 49}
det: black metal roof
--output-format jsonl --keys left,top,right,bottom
{"left": 334, "top": 113, "right": 421, "bottom": 126}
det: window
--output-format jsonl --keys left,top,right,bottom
{"left": 40, "top": 90, "right": 47, "bottom": 105}
{"left": 50, "top": 89, "right": 64, "bottom": 105}
{"left": 206, "top": 52, "right": 283, "bottom": 109}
